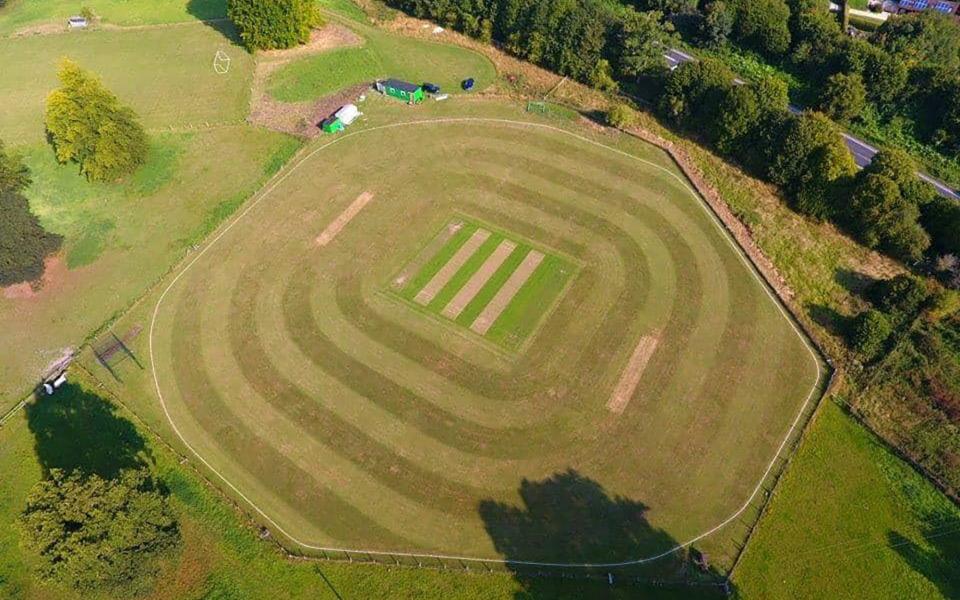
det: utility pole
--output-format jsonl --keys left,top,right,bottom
{"left": 838, "top": 0, "right": 850, "bottom": 32}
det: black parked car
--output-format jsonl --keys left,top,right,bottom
{"left": 423, "top": 82, "right": 441, "bottom": 94}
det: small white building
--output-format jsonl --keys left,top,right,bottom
{"left": 67, "top": 16, "right": 88, "bottom": 29}
{"left": 335, "top": 104, "right": 361, "bottom": 125}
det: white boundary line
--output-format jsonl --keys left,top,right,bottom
{"left": 148, "top": 117, "right": 826, "bottom": 568}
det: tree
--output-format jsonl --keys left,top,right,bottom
{"left": 589, "top": 59, "right": 619, "bottom": 92}
{"left": 815, "top": 72, "right": 866, "bottom": 124}
{"left": 227, "top": 0, "right": 321, "bottom": 50}
{"left": 728, "top": 0, "right": 791, "bottom": 57}
{"left": 863, "top": 148, "right": 935, "bottom": 206}
{"left": 658, "top": 58, "right": 735, "bottom": 130}
{"left": 769, "top": 111, "right": 856, "bottom": 219}
{"left": 0, "top": 190, "right": 63, "bottom": 286}
{"left": 19, "top": 468, "right": 179, "bottom": 591}
{"left": 921, "top": 195, "right": 960, "bottom": 255}
{"left": 0, "top": 139, "right": 31, "bottom": 194}
{"left": 847, "top": 173, "right": 930, "bottom": 262}
{"left": 698, "top": 1, "right": 733, "bottom": 48}
{"left": 850, "top": 308, "right": 892, "bottom": 360}
{"left": 872, "top": 11, "right": 960, "bottom": 73}
{"left": 711, "top": 84, "right": 760, "bottom": 153}
{"left": 45, "top": 60, "right": 148, "bottom": 183}
{"left": 615, "top": 9, "right": 674, "bottom": 81}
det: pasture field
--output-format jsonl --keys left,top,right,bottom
{"left": 0, "top": 23, "right": 252, "bottom": 144}
{"left": 267, "top": 17, "right": 495, "bottom": 102}
{"left": 0, "top": 0, "right": 225, "bottom": 36}
{"left": 0, "top": 126, "right": 300, "bottom": 411}
{"left": 107, "top": 99, "right": 824, "bottom": 569}
{"left": 732, "top": 401, "right": 960, "bottom": 599}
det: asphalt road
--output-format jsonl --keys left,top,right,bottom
{"left": 662, "top": 48, "right": 960, "bottom": 201}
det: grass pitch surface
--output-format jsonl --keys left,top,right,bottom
{"left": 146, "top": 116, "right": 820, "bottom": 565}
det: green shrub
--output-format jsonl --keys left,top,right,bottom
{"left": 19, "top": 468, "right": 179, "bottom": 591}
{"left": 850, "top": 308, "right": 893, "bottom": 360}
{"left": 605, "top": 103, "right": 635, "bottom": 128}
{"left": 847, "top": 173, "right": 930, "bottom": 262}
{"left": 227, "top": 0, "right": 322, "bottom": 50}
{"left": 0, "top": 190, "right": 63, "bottom": 286}
{"left": 45, "top": 60, "right": 149, "bottom": 183}
{"left": 870, "top": 273, "right": 931, "bottom": 322}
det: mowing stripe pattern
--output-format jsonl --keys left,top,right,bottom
{"left": 149, "top": 120, "right": 822, "bottom": 568}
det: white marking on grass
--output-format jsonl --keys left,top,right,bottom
{"left": 413, "top": 228, "right": 489, "bottom": 305}
{"left": 315, "top": 191, "right": 374, "bottom": 247}
{"left": 606, "top": 334, "right": 660, "bottom": 414}
{"left": 441, "top": 239, "right": 516, "bottom": 319}
{"left": 148, "top": 116, "right": 826, "bottom": 568}
{"left": 471, "top": 249, "right": 543, "bottom": 335}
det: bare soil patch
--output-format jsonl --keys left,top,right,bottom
{"left": 606, "top": 334, "right": 661, "bottom": 414}
{"left": 441, "top": 239, "right": 516, "bottom": 319}
{"left": 2, "top": 256, "right": 67, "bottom": 300}
{"left": 249, "top": 24, "right": 366, "bottom": 138}
{"left": 393, "top": 220, "right": 464, "bottom": 289}
{"left": 259, "top": 25, "right": 362, "bottom": 61}
{"left": 315, "top": 192, "right": 375, "bottom": 247}
{"left": 471, "top": 249, "right": 543, "bottom": 335}
{"left": 415, "top": 229, "right": 490, "bottom": 305}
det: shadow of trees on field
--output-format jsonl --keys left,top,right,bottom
{"left": 186, "top": 0, "right": 244, "bottom": 46}
{"left": 479, "top": 469, "right": 729, "bottom": 599}
{"left": 25, "top": 383, "right": 149, "bottom": 479}
{"left": 888, "top": 513, "right": 960, "bottom": 600}
{"left": 806, "top": 302, "right": 855, "bottom": 340}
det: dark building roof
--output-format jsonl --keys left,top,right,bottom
{"left": 382, "top": 78, "right": 421, "bottom": 93}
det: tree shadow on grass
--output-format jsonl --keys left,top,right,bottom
{"left": 834, "top": 267, "right": 880, "bottom": 302}
{"left": 185, "top": 0, "right": 245, "bottom": 47}
{"left": 25, "top": 382, "right": 149, "bottom": 479}
{"left": 479, "top": 469, "right": 729, "bottom": 599}
{"left": 806, "top": 302, "right": 855, "bottom": 340}
{"left": 888, "top": 513, "right": 960, "bottom": 600}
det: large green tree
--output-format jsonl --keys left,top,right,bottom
{"left": 45, "top": 60, "right": 148, "bottom": 183}
{"left": 815, "top": 72, "right": 866, "bottom": 124}
{"left": 614, "top": 8, "right": 674, "bottom": 81}
{"left": 659, "top": 58, "right": 735, "bottom": 130}
{"left": 19, "top": 468, "right": 179, "bottom": 591}
{"left": 728, "top": 0, "right": 791, "bottom": 57}
{"left": 847, "top": 173, "right": 930, "bottom": 262}
{"left": 769, "top": 111, "right": 856, "bottom": 219}
{"left": 227, "top": 0, "right": 322, "bottom": 50}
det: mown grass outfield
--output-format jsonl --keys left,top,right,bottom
{"left": 0, "top": 22, "right": 252, "bottom": 144}
{"left": 144, "top": 110, "right": 822, "bottom": 566}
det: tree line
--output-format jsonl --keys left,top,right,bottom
{"left": 385, "top": 0, "right": 960, "bottom": 268}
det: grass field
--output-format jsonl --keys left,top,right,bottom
{"left": 0, "top": 373, "right": 720, "bottom": 599}
{"left": 267, "top": 18, "right": 495, "bottom": 102}
{"left": 733, "top": 401, "right": 960, "bottom": 599}
{"left": 391, "top": 216, "right": 576, "bottom": 351}
{"left": 0, "top": 0, "right": 225, "bottom": 36}
{"left": 0, "top": 23, "right": 252, "bottom": 144}
{"left": 104, "top": 101, "right": 824, "bottom": 571}
{"left": 0, "top": 126, "right": 299, "bottom": 411}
